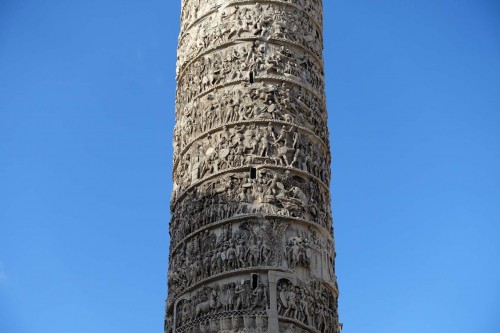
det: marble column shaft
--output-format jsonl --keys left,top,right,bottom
{"left": 165, "top": 1, "right": 340, "bottom": 332}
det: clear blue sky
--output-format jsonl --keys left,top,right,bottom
{"left": 1, "top": 1, "right": 499, "bottom": 332}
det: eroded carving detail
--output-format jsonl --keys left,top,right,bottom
{"left": 174, "top": 123, "right": 330, "bottom": 189}
{"left": 168, "top": 218, "right": 289, "bottom": 297}
{"left": 176, "top": 41, "right": 325, "bottom": 109}
{"left": 173, "top": 274, "right": 270, "bottom": 333}
{"left": 177, "top": 2, "right": 324, "bottom": 75}
{"left": 169, "top": 169, "right": 332, "bottom": 236}
{"left": 180, "top": 0, "right": 323, "bottom": 38}
{"left": 173, "top": 82, "right": 330, "bottom": 162}
{"left": 278, "top": 279, "right": 338, "bottom": 333}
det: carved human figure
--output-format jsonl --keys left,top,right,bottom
{"left": 261, "top": 240, "right": 272, "bottom": 265}
{"left": 251, "top": 282, "right": 268, "bottom": 311}
{"left": 283, "top": 286, "right": 298, "bottom": 319}
{"left": 234, "top": 280, "right": 249, "bottom": 310}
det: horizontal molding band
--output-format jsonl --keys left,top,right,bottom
{"left": 172, "top": 119, "right": 330, "bottom": 173}
{"left": 173, "top": 266, "right": 290, "bottom": 301}
{"left": 177, "top": 27, "right": 324, "bottom": 78}
{"left": 278, "top": 317, "right": 320, "bottom": 333}
{"left": 176, "top": 75, "right": 326, "bottom": 114}
{"left": 171, "top": 164, "right": 331, "bottom": 210}
{"left": 179, "top": 0, "right": 323, "bottom": 43}
{"left": 169, "top": 213, "right": 334, "bottom": 258}
{"left": 177, "top": 37, "right": 324, "bottom": 84}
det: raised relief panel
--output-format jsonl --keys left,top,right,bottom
{"left": 177, "top": 2, "right": 324, "bottom": 74}
{"left": 173, "top": 123, "right": 330, "bottom": 190}
{"left": 172, "top": 81, "right": 330, "bottom": 167}
{"left": 180, "top": 0, "right": 324, "bottom": 38}
{"left": 168, "top": 218, "right": 289, "bottom": 298}
{"left": 283, "top": 223, "right": 335, "bottom": 283}
{"left": 173, "top": 273, "right": 271, "bottom": 333}
{"left": 175, "top": 42, "right": 326, "bottom": 111}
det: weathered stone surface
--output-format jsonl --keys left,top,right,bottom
{"left": 165, "top": 1, "right": 340, "bottom": 332}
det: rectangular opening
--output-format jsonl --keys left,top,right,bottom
{"left": 251, "top": 273, "right": 259, "bottom": 289}
{"left": 250, "top": 167, "right": 256, "bottom": 179}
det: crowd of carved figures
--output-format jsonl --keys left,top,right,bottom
{"left": 174, "top": 124, "right": 330, "bottom": 190}
{"left": 176, "top": 42, "right": 325, "bottom": 107}
{"left": 285, "top": 227, "right": 336, "bottom": 276}
{"left": 173, "top": 278, "right": 270, "bottom": 331}
{"left": 179, "top": 0, "right": 323, "bottom": 37}
{"left": 168, "top": 220, "right": 284, "bottom": 297}
{"left": 167, "top": 217, "right": 336, "bottom": 300}
{"left": 170, "top": 170, "right": 332, "bottom": 241}
{"left": 278, "top": 279, "right": 338, "bottom": 333}
{"left": 177, "top": 2, "right": 323, "bottom": 72}
{"left": 166, "top": 0, "right": 339, "bottom": 331}
{"left": 174, "top": 81, "right": 329, "bottom": 157}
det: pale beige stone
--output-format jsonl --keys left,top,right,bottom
{"left": 165, "top": 1, "right": 340, "bottom": 332}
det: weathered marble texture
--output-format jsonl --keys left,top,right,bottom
{"left": 165, "top": 1, "right": 340, "bottom": 332}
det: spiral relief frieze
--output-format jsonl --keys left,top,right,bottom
{"left": 176, "top": 42, "right": 325, "bottom": 106}
{"left": 179, "top": 0, "right": 324, "bottom": 41}
{"left": 176, "top": 2, "right": 324, "bottom": 75}
{"left": 165, "top": 0, "right": 339, "bottom": 332}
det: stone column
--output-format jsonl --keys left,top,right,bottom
{"left": 165, "top": 1, "right": 340, "bottom": 332}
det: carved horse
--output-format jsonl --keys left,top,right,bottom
{"left": 195, "top": 291, "right": 219, "bottom": 318}
{"left": 273, "top": 146, "right": 295, "bottom": 165}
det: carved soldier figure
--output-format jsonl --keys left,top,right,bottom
{"left": 247, "top": 238, "right": 261, "bottom": 267}
{"left": 299, "top": 289, "right": 311, "bottom": 325}
{"left": 283, "top": 286, "right": 298, "bottom": 319}
{"left": 236, "top": 239, "right": 247, "bottom": 269}
{"left": 260, "top": 239, "right": 272, "bottom": 265}
{"left": 251, "top": 282, "right": 268, "bottom": 310}
{"left": 226, "top": 241, "right": 237, "bottom": 270}
{"left": 234, "top": 280, "right": 246, "bottom": 310}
